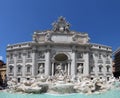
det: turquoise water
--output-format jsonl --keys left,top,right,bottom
{"left": 0, "top": 89, "right": 120, "bottom": 98}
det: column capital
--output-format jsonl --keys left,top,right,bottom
{"left": 72, "top": 50, "right": 77, "bottom": 53}
{"left": 32, "top": 47, "right": 38, "bottom": 53}
{"left": 45, "top": 48, "right": 51, "bottom": 53}
{"left": 45, "top": 45, "right": 51, "bottom": 52}
{"left": 23, "top": 52, "right": 27, "bottom": 56}
{"left": 14, "top": 53, "right": 17, "bottom": 57}
{"left": 32, "top": 50, "right": 38, "bottom": 53}
{"left": 71, "top": 45, "right": 77, "bottom": 52}
{"left": 45, "top": 49, "right": 51, "bottom": 52}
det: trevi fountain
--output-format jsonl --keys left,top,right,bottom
{"left": 1, "top": 17, "right": 120, "bottom": 98}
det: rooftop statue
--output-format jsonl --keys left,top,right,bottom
{"left": 52, "top": 16, "right": 70, "bottom": 33}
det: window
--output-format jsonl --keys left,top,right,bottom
{"left": 91, "top": 66, "right": 94, "bottom": 72}
{"left": 99, "top": 65, "right": 102, "bottom": 72}
{"left": 27, "top": 51, "right": 31, "bottom": 58}
{"left": 27, "top": 78, "right": 30, "bottom": 80}
{"left": 17, "top": 66, "right": 21, "bottom": 73}
{"left": 77, "top": 53, "right": 83, "bottom": 59}
{"left": 107, "top": 77, "right": 109, "bottom": 81}
{"left": 18, "top": 52, "right": 22, "bottom": 59}
{"left": 99, "top": 53, "right": 101, "bottom": 59}
{"left": 90, "top": 54, "right": 93, "bottom": 58}
{"left": 10, "top": 53, "right": 13, "bottom": 59}
{"left": 91, "top": 77, "right": 93, "bottom": 80}
{"left": 106, "top": 65, "right": 110, "bottom": 72}
{"left": 9, "top": 66, "right": 13, "bottom": 73}
{"left": 110, "top": 55, "right": 112, "bottom": 58}
{"left": 106, "top": 54, "right": 108, "bottom": 58}
{"left": 27, "top": 66, "right": 31, "bottom": 72}
{"left": 18, "top": 78, "right": 20, "bottom": 83}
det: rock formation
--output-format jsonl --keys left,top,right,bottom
{"left": 6, "top": 76, "right": 119, "bottom": 94}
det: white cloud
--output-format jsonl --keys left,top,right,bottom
{"left": 0, "top": 56, "right": 3, "bottom": 60}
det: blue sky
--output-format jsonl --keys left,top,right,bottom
{"left": 0, "top": 0, "right": 120, "bottom": 61}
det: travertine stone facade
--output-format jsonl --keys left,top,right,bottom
{"left": 6, "top": 17, "right": 112, "bottom": 82}
{"left": 113, "top": 48, "right": 120, "bottom": 78}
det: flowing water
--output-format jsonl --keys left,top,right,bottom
{"left": 0, "top": 89, "right": 120, "bottom": 98}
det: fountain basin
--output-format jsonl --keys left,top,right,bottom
{"left": 0, "top": 89, "right": 120, "bottom": 98}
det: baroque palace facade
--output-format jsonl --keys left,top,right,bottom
{"left": 6, "top": 17, "right": 112, "bottom": 82}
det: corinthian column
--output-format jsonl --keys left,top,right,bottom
{"left": 68, "top": 62, "right": 70, "bottom": 75}
{"left": 45, "top": 49, "right": 51, "bottom": 76}
{"left": 83, "top": 52, "right": 89, "bottom": 76}
{"left": 32, "top": 47, "right": 37, "bottom": 77}
{"left": 52, "top": 62, "right": 54, "bottom": 76}
{"left": 71, "top": 50, "right": 76, "bottom": 76}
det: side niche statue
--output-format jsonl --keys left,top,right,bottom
{"left": 77, "top": 64, "right": 83, "bottom": 75}
{"left": 38, "top": 64, "right": 44, "bottom": 75}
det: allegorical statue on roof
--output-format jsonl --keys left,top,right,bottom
{"left": 52, "top": 16, "right": 70, "bottom": 33}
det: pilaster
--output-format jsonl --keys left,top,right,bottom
{"left": 6, "top": 54, "right": 9, "bottom": 79}
{"left": 93, "top": 53, "right": 98, "bottom": 77}
{"left": 13, "top": 52, "right": 17, "bottom": 78}
{"left": 22, "top": 52, "right": 26, "bottom": 77}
